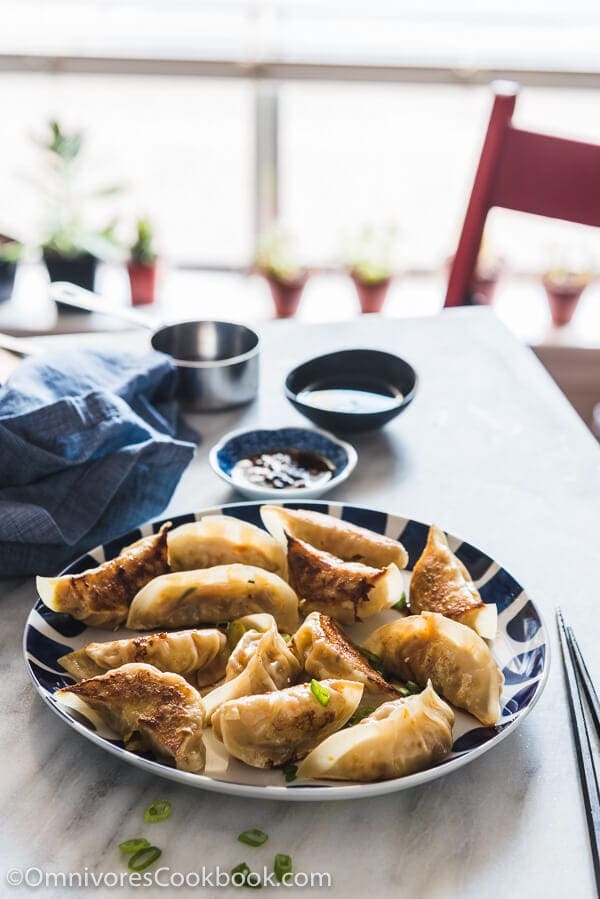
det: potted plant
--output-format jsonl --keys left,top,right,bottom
{"left": 0, "top": 235, "right": 23, "bottom": 303}
{"left": 468, "top": 237, "right": 504, "bottom": 306}
{"left": 345, "top": 225, "right": 397, "bottom": 314}
{"left": 256, "top": 227, "right": 308, "bottom": 319}
{"left": 541, "top": 267, "right": 592, "bottom": 327}
{"left": 127, "top": 217, "right": 159, "bottom": 306}
{"left": 33, "top": 120, "right": 121, "bottom": 308}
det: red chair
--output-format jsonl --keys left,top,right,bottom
{"left": 445, "top": 81, "right": 600, "bottom": 308}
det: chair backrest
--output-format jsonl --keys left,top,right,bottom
{"left": 445, "top": 81, "right": 600, "bottom": 308}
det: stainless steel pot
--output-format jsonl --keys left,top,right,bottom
{"left": 49, "top": 283, "right": 260, "bottom": 412}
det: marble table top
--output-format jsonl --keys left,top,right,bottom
{"left": 2, "top": 309, "right": 600, "bottom": 898}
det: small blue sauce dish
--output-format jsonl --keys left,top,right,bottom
{"left": 285, "top": 348, "right": 417, "bottom": 433}
{"left": 209, "top": 426, "right": 358, "bottom": 499}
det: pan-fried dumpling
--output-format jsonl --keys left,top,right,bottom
{"left": 286, "top": 535, "right": 402, "bottom": 625}
{"left": 36, "top": 523, "right": 171, "bottom": 629}
{"left": 226, "top": 613, "right": 277, "bottom": 656}
{"left": 212, "top": 678, "right": 364, "bottom": 768}
{"left": 126, "top": 564, "right": 300, "bottom": 633}
{"left": 410, "top": 525, "right": 497, "bottom": 639}
{"left": 168, "top": 516, "right": 286, "bottom": 578}
{"left": 291, "top": 612, "right": 398, "bottom": 700}
{"left": 261, "top": 505, "right": 408, "bottom": 569}
{"left": 58, "top": 628, "right": 228, "bottom": 688}
{"left": 56, "top": 663, "right": 205, "bottom": 773}
{"left": 225, "top": 620, "right": 277, "bottom": 679}
{"left": 298, "top": 682, "right": 454, "bottom": 782}
{"left": 364, "top": 612, "right": 503, "bottom": 726}
{"left": 202, "top": 624, "right": 301, "bottom": 722}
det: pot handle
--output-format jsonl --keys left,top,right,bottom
{"left": 49, "top": 282, "right": 159, "bottom": 330}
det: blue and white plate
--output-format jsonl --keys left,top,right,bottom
{"left": 24, "top": 501, "right": 549, "bottom": 802}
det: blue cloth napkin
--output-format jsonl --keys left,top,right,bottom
{"left": 0, "top": 347, "right": 197, "bottom": 576}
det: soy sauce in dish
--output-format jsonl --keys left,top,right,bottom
{"left": 232, "top": 449, "right": 335, "bottom": 490}
{"left": 297, "top": 377, "right": 403, "bottom": 415}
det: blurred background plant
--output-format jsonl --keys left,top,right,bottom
{"left": 256, "top": 225, "right": 305, "bottom": 284}
{"left": 30, "top": 120, "right": 124, "bottom": 297}
{"left": 342, "top": 223, "right": 398, "bottom": 313}
{"left": 127, "top": 216, "right": 160, "bottom": 306}
{"left": 129, "top": 216, "right": 157, "bottom": 265}
{"left": 255, "top": 225, "right": 308, "bottom": 318}
{"left": 343, "top": 224, "right": 398, "bottom": 285}
{"left": 541, "top": 243, "right": 596, "bottom": 327}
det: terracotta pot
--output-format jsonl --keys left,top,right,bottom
{"left": 542, "top": 277, "right": 588, "bottom": 327}
{"left": 445, "top": 255, "right": 503, "bottom": 306}
{"left": 265, "top": 272, "right": 308, "bottom": 319}
{"left": 351, "top": 274, "right": 391, "bottom": 314}
{"left": 468, "top": 271, "right": 501, "bottom": 306}
{"left": 127, "top": 260, "right": 159, "bottom": 306}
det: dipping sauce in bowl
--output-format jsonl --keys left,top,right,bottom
{"left": 232, "top": 448, "right": 335, "bottom": 491}
{"left": 285, "top": 349, "right": 417, "bottom": 433}
{"left": 209, "top": 426, "right": 357, "bottom": 499}
{"left": 296, "top": 378, "right": 404, "bottom": 415}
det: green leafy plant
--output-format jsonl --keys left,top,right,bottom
{"left": 344, "top": 224, "right": 397, "bottom": 285}
{"left": 34, "top": 119, "right": 122, "bottom": 260}
{"left": 0, "top": 236, "right": 23, "bottom": 264}
{"left": 129, "top": 217, "right": 157, "bottom": 265}
{"left": 256, "top": 226, "right": 305, "bottom": 284}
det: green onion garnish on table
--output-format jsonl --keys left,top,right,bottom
{"left": 238, "top": 828, "right": 268, "bottom": 847}
{"left": 118, "top": 838, "right": 150, "bottom": 854}
{"left": 282, "top": 763, "right": 298, "bottom": 783}
{"left": 310, "top": 679, "right": 330, "bottom": 707}
{"left": 144, "top": 800, "right": 172, "bottom": 823}
{"left": 231, "top": 862, "right": 262, "bottom": 889}
{"left": 128, "top": 846, "right": 162, "bottom": 871}
{"left": 274, "top": 853, "right": 293, "bottom": 883}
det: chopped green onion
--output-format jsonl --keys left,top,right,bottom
{"left": 282, "top": 634, "right": 292, "bottom": 644}
{"left": 247, "top": 579, "right": 255, "bottom": 584}
{"left": 231, "top": 862, "right": 262, "bottom": 889}
{"left": 392, "top": 592, "right": 407, "bottom": 612}
{"left": 144, "top": 800, "right": 172, "bottom": 823}
{"left": 357, "top": 646, "right": 385, "bottom": 674}
{"left": 128, "top": 846, "right": 162, "bottom": 871}
{"left": 345, "top": 706, "right": 376, "bottom": 727}
{"left": 310, "top": 679, "right": 330, "bottom": 707}
{"left": 178, "top": 587, "right": 196, "bottom": 602}
{"left": 238, "top": 828, "right": 268, "bottom": 847}
{"left": 282, "top": 763, "right": 298, "bottom": 783}
{"left": 231, "top": 862, "right": 250, "bottom": 880}
{"left": 399, "top": 681, "right": 422, "bottom": 696}
{"left": 274, "top": 854, "right": 293, "bottom": 883}
{"left": 118, "top": 838, "right": 150, "bottom": 855}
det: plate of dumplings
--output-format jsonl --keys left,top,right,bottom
{"left": 25, "top": 501, "right": 549, "bottom": 800}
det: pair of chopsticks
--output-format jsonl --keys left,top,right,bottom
{"left": 557, "top": 608, "right": 600, "bottom": 893}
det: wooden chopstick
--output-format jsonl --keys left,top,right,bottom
{"left": 556, "top": 608, "right": 600, "bottom": 893}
